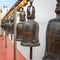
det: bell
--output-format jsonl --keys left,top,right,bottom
{"left": 6, "top": 19, "right": 14, "bottom": 34}
{"left": 1, "top": 20, "right": 14, "bottom": 37}
{"left": 5, "top": 20, "right": 10, "bottom": 33}
{"left": 16, "top": 8, "right": 26, "bottom": 41}
{"left": 3, "top": 18, "right": 14, "bottom": 34}
{"left": 1, "top": 21, "right": 7, "bottom": 31}
{"left": 21, "top": 1, "right": 40, "bottom": 47}
{"left": 1, "top": 21, "right": 5, "bottom": 29}
{"left": 42, "top": 0, "right": 60, "bottom": 60}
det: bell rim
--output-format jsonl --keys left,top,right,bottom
{"left": 20, "top": 42, "right": 40, "bottom": 47}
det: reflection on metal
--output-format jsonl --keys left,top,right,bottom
{"left": 1, "top": 21, "right": 7, "bottom": 31}
{"left": 42, "top": 0, "right": 60, "bottom": 60}
{"left": 6, "top": 19, "right": 14, "bottom": 34}
{"left": 21, "top": 1, "right": 40, "bottom": 47}
{"left": 1, "top": 20, "right": 8, "bottom": 48}
{"left": 1, "top": 19, "right": 14, "bottom": 34}
{"left": 16, "top": 8, "right": 26, "bottom": 41}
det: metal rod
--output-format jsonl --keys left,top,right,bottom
{"left": 5, "top": 32, "right": 7, "bottom": 48}
{"left": 14, "top": 7, "right": 17, "bottom": 60}
{"left": 30, "top": 47, "right": 32, "bottom": 60}
{"left": 11, "top": 34, "right": 12, "bottom": 41}
{"left": 2, "top": 29, "right": 4, "bottom": 40}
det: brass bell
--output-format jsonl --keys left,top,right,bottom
{"left": 27, "top": 1, "right": 35, "bottom": 19}
{"left": 5, "top": 18, "right": 14, "bottom": 34}
{"left": 1, "top": 21, "right": 7, "bottom": 31}
{"left": 42, "top": 0, "right": 60, "bottom": 60}
{"left": 7, "top": 19, "right": 14, "bottom": 34}
{"left": 1, "top": 21, "right": 5, "bottom": 29}
{"left": 5, "top": 20, "right": 10, "bottom": 33}
{"left": 16, "top": 8, "right": 26, "bottom": 41}
{"left": 21, "top": 1, "right": 40, "bottom": 47}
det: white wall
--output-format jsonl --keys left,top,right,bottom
{"left": 8, "top": 0, "right": 57, "bottom": 60}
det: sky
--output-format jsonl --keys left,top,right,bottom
{"left": 0, "top": 0, "right": 17, "bottom": 8}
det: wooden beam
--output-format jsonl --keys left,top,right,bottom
{"left": 1, "top": 0, "right": 22, "bottom": 22}
{"left": 2, "top": 0, "right": 29, "bottom": 22}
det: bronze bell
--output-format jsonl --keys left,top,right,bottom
{"left": 16, "top": 8, "right": 26, "bottom": 41}
{"left": 5, "top": 19, "right": 14, "bottom": 34}
{"left": 1, "top": 21, "right": 5, "bottom": 29}
{"left": 21, "top": 1, "right": 40, "bottom": 47}
{"left": 1, "top": 21, "right": 7, "bottom": 31}
{"left": 42, "top": 0, "right": 60, "bottom": 60}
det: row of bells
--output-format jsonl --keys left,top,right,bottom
{"left": 1, "top": 2, "right": 40, "bottom": 47}
{"left": 1, "top": 19, "right": 14, "bottom": 34}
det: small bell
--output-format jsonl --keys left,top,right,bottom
{"left": 16, "top": 8, "right": 26, "bottom": 41}
{"left": 9, "top": 18, "right": 14, "bottom": 34}
{"left": 1, "top": 21, "right": 5, "bottom": 29}
{"left": 5, "top": 18, "right": 14, "bottom": 34}
{"left": 5, "top": 20, "right": 9, "bottom": 33}
{"left": 1, "top": 21, "right": 7, "bottom": 31}
{"left": 21, "top": 1, "right": 40, "bottom": 47}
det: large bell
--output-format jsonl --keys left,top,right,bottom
{"left": 21, "top": 1, "right": 40, "bottom": 47}
{"left": 16, "top": 8, "right": 26, "bottom": 41}
{"left": 42, "top": 0, "right": 60, "bottom": 60}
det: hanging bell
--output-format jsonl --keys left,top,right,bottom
{"left": 1, "top": 21, "right": 7, "bottom": 31}
{"left": 21, "top": 1, "right": 40, "bottom": 47}
{"left": 1, "top": 21, "right": 5, "bottom": 29}
{"left": 4, "top": 20, "right": 9, "bottom": 36}
{"left": 1, "top": 20, "right": 9, "bottom": 36}
{"left": 5, "top": 20, "right": 9, "bottom": 33}
{"left": 16, "top": 8, "right": 26, "bottom": 41}
{"left": 42, "top": 0, "right": 60, "bottom": 60}
{"left": 7, "top": 19, "right": 14, "bottom": 34}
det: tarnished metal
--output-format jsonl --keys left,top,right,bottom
{"left": 6, "top": 19, "right": 14, "bottom": 34}
{"left": 42, "top": 0, "right": 60, "bottom": 60}
{"left": 1, "top": 19, "right": 14, "bottom": 34}
{"left": 16, "top": 8, "right": 26, "bottom": 41}
{"left": 21, "top": 1, "right": 40, "bottom": 47}
{"left": 1, "top": 21, "right": 7, "bottom": 31}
